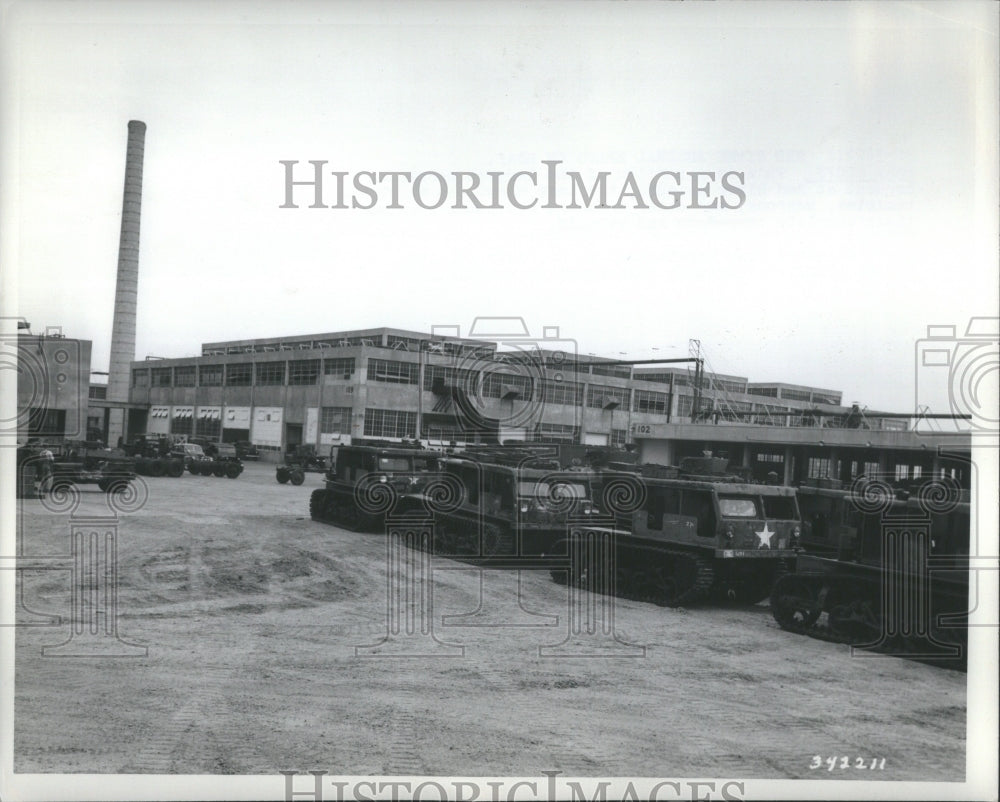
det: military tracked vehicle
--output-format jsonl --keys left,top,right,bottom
{"left": 770, "top": 477, "right": 970, "bottom": 669}
{"left": 407, "top": 455, "right": 602, "bottom": 560}
{"left": 550, "top": 456, "right": 802, "bottom": 606}
{"left": 308, "top": 442, "right": 441, "bottom": 529}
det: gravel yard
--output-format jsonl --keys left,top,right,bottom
{"left": 14, "top": 462, "right": 967, "bottom": 780}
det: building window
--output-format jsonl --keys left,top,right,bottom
{"left": 879, "top": 418, "right": 908, "bottom": 432}
{"left": 811, "top": 393, "right": 837, "bottom": 405}
{"left": 632, "top": 389, "right": 668, "bottom": 414}
{"left": 532, "top": 422, "right": 580, "bottom": 444}
{"left": 540, "top": 378, "right": 583, "bottom": 407}
{"left": 172, "top": 412, "right": 193, "bottom": 436}
{"left": 199, "top": 364, "right": 223, "bottom": 386}
{"left": 89, "top": 385, "right": 108, "bottom": 400}
{"left": 676, "top": 395, "right": 693, "bottom": 417}
{"left": 386, "top": 335, "right": 424, "bottom": 351}
{"left": 330, "top": 336, "right": 374, "bottom": 348}
{"left": 780, "top": 388, "right": 813, "bottom": 402}
{"left": 195, "top": 416, "right": 221, "bottom": 439}
{"left": 226, "top": 363, "right": 252, "bottom": 386}
{"left": 320, "top": 406, "right": 352, "bottom": 434}
{"left": 151, "top": 367, "right": 172, "bottom": 387}
{"left": 420, "top": 419, "right": 465, "bottom": 442}
{"left": 323, "top": 357, "right": 356, "bottom": 379}
{"left": 634, "top": 372, "right": 675, "bottom": 386}
{"left": 861, "top": 461, "right": 880, "bottom": 477}
{"left": 288, "top": 359, "right": 320, "bottom": 385}
{"left": 132, "top": 369, "right": 149, "bottom": 387}
{"left": 807, "top": 457, "right": 832, "bottom": 479}
{"left": 424, "top": 365, "right": 478, "bottom": 393}
{"left": 587, "top": 384, "right": 629, "bottom": 410}
{"left": 367, "top": 358, "right": 418, "bottom": 385}
{"left": 712, "top": 378, "right": 748, "bottom": 394}
{"left": 363, "top": 408, "right": 416, "bottom": 439}
{"left": 174, "top": 366, "right": 196, "bottom": 387}
{"left": 750, "top": 403, "right": 789, "bottom": 425}
{"left": 481, "top": 371, "right": 533, "bottom": 400}
{"left": 748, "top": 387, "right": 779, "bottom": 398}
{"left": 610, "top": 428, "right": 628, "bottom": 448}
{"left": 256, "top": 362, "right": 286, "bottom": 385}
{"left": 591, "top": 363, "right": 631, "bottom": 380}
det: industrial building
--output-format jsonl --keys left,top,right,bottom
{"left": 11, "top": 327, "right": 91, "bottom": 442}
{"left": 113, "top": 323, "right": 966, "bottom": 486}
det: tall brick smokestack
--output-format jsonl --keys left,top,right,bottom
{"left": 107, "top": 120, "right": 146, "bottom": 447}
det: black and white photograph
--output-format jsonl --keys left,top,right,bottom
{"left": 1, "top": 2, "right": 998, "bottom": 800}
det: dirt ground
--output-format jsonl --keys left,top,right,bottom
{"left": 13, "top": 462, "right": 967, "bottom": 780}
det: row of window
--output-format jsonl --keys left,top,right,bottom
{"left": 134, "top": 359, "right": 669, "bottom": 414}
{"left": 333, "top": 408, "right": 630, "bottom": 444}
{"left": 134, "top": 358, "right": 358, "bottom": 388}
{"left": 164, "top": 412, "right": 222, "bottom": 438}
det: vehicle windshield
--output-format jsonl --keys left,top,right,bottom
{"left": 763, "top": 495, "right": 798, "bottom": 520}
{"left": 412, "top": 458, "right": 438, "bottom": 472}
{"left": 519, "top": 481, "right": 588, "bottom": 500}
{"left": 187, "top": 445, "right": 204, "bottom": 455}
{"left": 718, "top": 496, "right": 760, "bottom": 518}
{"left": 379, "top": 457, "right": 411, "bottom": 472}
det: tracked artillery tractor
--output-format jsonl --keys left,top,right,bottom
{"left": 308, "top": 442, "right": 442, "bottom": 530}
{"left": 404, "top": 455, "right": 603, "bottom": 561}
{"left": 553, "top": 457, "right": 803, "bottom": 607}
{"left": 770, "top": 478, "right": 970, "bottom": 669}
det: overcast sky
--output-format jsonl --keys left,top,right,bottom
{"left": 2, "top": 0, "right": 997, "bottom": 415}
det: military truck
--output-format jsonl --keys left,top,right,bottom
{"left": 193, "top": 442, "right": 244, "bottom": 478}
{"left": 276, "top": 443, "right": 333, "bottom": 484}
{"left": 125, "top": 435, "right": 185, "bottom": 477}
{"left": 171, "top": 442, "right": 212, "bottom": 474}
{"left": 18, "top": 440, "right": 137, "bottom": 496}
{"left": 285, "top": 443, "right": 329, "bottom": 472}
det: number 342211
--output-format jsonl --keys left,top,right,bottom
{"left": 810, "top": 756, "right": 886, "bottom": 771}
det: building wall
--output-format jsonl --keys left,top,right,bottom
{"left": 15, "top": 334, "right": 91, "bottom": 442}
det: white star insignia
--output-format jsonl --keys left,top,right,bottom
{"left": 755, "top": 523, "right": 774, "bottom": 549}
